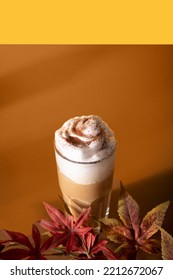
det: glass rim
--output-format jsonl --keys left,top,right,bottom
{"left": 54, "top": 143, "right": 115, "bottom": 165}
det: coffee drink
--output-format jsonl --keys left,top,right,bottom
{"left": 54, "top": 115, "right": 116, "bottom": 218}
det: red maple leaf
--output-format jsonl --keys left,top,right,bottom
{"left": 39, "top": 202, "right": 92, "bottom": 253}
{"left": 72, "top": 232, "right": 118, "bottom": 260}
{"left": 0, "top": 224, "right": 54, "bottom": 260}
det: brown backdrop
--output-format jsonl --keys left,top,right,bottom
{"left": 0, "top": 45, "right": 173, "bottom": 237}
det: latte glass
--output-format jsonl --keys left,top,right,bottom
{"left": 54, "top": 145, "right": 115, "bottom": 218}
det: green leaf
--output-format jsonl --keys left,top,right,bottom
{"left": 140, "top": 201, "right": 170, "bottom": 241}
{"left": 99, "top": 218, "right": 133, "bottom": 243}
{"left": 118, "top": 183, "right": 140, "bottom": 239}
{"left": 139, "top": 239, "right": 161, "bottom": 254}
{"left": 160, "top": 228, "right": 173, "bottom": 260}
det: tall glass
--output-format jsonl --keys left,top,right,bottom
{"left": 54, "top": 145, "right": 115, "bottom": 218}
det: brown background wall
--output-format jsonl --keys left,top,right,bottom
{"left": 0, "top": 45, "right": 173, "bottom": 236}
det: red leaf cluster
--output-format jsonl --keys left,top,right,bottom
{"left": 70, "top": 232, "right": 117, "bottom": 259}
{"left": 39, "top": 202, "right": 117, "bottom": 259}
{"left": 39, "top": 203, "right": 92, "bottom": 253}
{"left": 0, "top": 184, "right": 172, "bottom": 260}
{"left": 0, "top": 225, "right": 53, "bottom": 260}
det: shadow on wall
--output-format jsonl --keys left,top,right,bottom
{"left": 110, "top": 169, "right": 173, "bottom": 236}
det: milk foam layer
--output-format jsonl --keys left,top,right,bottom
{"left": 55, "top": 115, "right": 116, "bottom": 163}
{"left": 55, "top": 115, "right": 116, "bottom": 184}
{"left": 55, "top": 151, "right": 115, "bottom": 184}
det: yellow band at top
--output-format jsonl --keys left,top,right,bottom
{"left": 0, "top": 0, "right": 173, "bottom": 44}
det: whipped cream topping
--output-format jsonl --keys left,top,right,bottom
{"left": 55, "top": 115, "right": 116, "bottom": 162}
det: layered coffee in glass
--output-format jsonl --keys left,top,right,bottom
{"left": 54, "top": 115, "right": 116, "bottom": 218}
